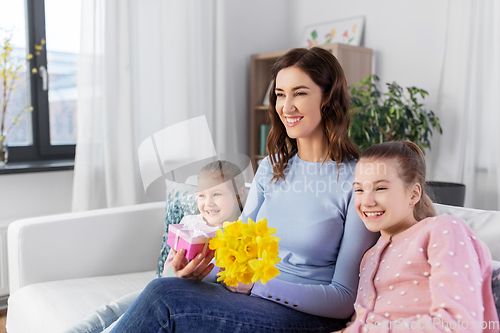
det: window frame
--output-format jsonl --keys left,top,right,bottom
{"left": 8, "top": 0, "right": 76, "bottom": 162}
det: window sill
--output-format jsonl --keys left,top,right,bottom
{"left": 0, "top": 160, "right": 74, "bottom": 175}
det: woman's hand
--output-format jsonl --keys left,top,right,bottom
{"left": 171, "top": 249, "right": 214, "bottom": 281}
{"left": 223, "top": 281, "right": 254, "bottom": 294}
{"left": 220, "top": 268, "right": 254, "bottom": 294}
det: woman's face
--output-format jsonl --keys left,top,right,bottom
{"left": 353, "top": 158, "right": 420, "bottom": 237}
{"left": 274, "top": 66, "right": 324, "bottom": 142}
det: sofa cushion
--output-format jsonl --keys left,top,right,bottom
{"left": 434, "top": 203, "right": 500, "bottom": 260}
{"left": 156, "top": 181, "right": 198, "bottom": 277}
{"left": 6, "top": 271, "right": 154, "bottom": 333}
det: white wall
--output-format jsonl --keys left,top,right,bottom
{"left": 289, "top": 0, "right": 449, "bottom": 113}
{"left": 224, "top": 0, "right": 292, "bottom": 154}
{"left": 0, "top": 171, "right": 74, "bottom": 224}
{"left": 0, "top": 0, "right": 452, "bottom": 223}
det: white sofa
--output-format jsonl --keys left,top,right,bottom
{"left": 5, "top": 202, "right": 500, "bottom": 333}
{"left": 6, "top": 202, "right": 165, "bottom": 333}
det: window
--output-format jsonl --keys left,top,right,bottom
{"left": 0, "top": 0, "right": 80, "bottom": 162}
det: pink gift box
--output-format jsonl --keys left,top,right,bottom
{"left": 166, "top": 221, "right": 218, "bottom": 260}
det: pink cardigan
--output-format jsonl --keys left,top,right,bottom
{"left": 345, "top": 215, "right": 499, "bottom": 332}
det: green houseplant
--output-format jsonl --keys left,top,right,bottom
{"left": 348, "top": 74, "right": 442, "bottom": 153}
{"left": 348, "top": 76, "right": 466, "bottom": 207}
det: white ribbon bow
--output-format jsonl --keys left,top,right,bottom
{"left": 182, "top": 218, "right": 214, "bottom": 237}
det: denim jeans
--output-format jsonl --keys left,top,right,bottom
{"left": 64, "top": 290, "right": 141, "bottom": 333}
{"left": 109, "top": 278, "right": 347, "bottom": 333}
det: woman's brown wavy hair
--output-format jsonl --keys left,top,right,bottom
{"left": 267, "top": 47, "right": 360, "bottom": 182}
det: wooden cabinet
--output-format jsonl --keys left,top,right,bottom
{"left": 249, "top": 43, "right": 373, "bottom": 170}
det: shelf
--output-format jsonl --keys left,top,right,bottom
{"left": 255, "top": 105, "right": 269, "bottom": 111}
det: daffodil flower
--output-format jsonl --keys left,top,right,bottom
{"left": 256, "top": 235, "right": 280, "bottom": 258}
{"left": 209, "top": 230, "right": 226, "bottom": 250}
{"left": 248, "top": 250, "right": 281, "bottom": 285}
{"left": 210, "top": 217, "right": 281, "bottom": 287}
{"left": 216, "top": 247, "right": 238, "bottom": 268}
{"left": 223, "top": 218, "right": 244, "bottom": 239}
{"left": 238, "top": 239, "right": 258, "bottom": 261}
{"left": 237, "top": 270, "right": 254, "bottom": 285}
{"left": 255, "top": 219, "right": 277, "bottom": 237}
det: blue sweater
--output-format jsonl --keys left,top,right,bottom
{"left": 242, "top": 154, "right": 379, "bottom": 318}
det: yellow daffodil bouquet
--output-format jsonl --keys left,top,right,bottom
{"left": 209, "top": 217, "right": 281, "bottom": 287}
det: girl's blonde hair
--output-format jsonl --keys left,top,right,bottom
{"left": 360, "top": 141, "right": 436, "bottom": 221}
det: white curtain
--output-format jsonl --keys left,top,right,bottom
{"left": 429, "top": 0, "right": 500, "bottom": 210}
{"left": 72, "top": 0, "right": 237, "bottom": 211}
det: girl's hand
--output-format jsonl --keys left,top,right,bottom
{"left": 171, "top": 249, "right": 214, "bottom": 281}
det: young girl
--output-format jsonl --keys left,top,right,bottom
{"left": 110, "top": 47, "right": 378, "bottom": 333}
{"left": 336, "top": 141, "right": 498, "bottom": 332}
{"left": 163, "top": 160, "right": 246, "bottom": 277}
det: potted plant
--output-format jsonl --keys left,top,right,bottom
{"left": 1, "top": 28, "right": 45, "bottom": 165}
{"left": 348, "top": 75, "right": 465, "bottom": 207}
{"left": 348, "top": 74, "right": 442, "bottom": 152}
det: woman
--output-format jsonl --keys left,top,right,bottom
{"left": 109, "top": 47, "right": 379, "bottom": 333}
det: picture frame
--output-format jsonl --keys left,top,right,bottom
{"left": 302, "top": 16, "right": 365, "bottom": 47}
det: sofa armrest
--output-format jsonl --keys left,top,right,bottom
{"left": 8, "top": 201, "right": 165, "bottom": 294}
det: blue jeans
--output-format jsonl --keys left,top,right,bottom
{"left": 109, "top": 278, "right": 347, "bottom": 333}
{"left": 64, "top": 291, "right": 141, "bottom": 333}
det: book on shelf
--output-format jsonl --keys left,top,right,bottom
{"left": 260, "top": 124, "right": 271, "bottom": 156}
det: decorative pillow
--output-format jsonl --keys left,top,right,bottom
{"left": 155, "top": 181, "right": 199, "bottom": 277}
{"left": 491, "top": 260, "right": 500, "bottom": 320}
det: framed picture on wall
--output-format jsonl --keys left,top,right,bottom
{"left": 302, "top": 16, "right": 365, "bottom": 47}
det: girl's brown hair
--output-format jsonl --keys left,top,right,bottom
{"left": 360, "top": 141, "right": 436, "bottom": 221}
{"left": 266, "top": 47, "right": 360, "bottom": 182}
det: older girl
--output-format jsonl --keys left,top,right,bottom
{"left": 110, "top": 47, "right": 378, "bottom": 333}
{"left": 336, "top": 141, "right": 498, "bottom": 332}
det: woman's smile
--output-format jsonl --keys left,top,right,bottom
{"left": 285, "top": 116, "right": 303, "bottom": 126}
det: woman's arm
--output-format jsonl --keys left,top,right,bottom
{"left": 251, "top": 195, "right": 379, "bottom": 318}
